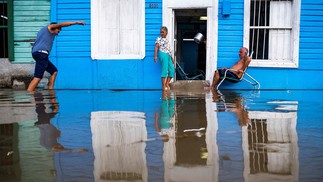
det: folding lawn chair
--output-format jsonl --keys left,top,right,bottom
{"left": 216, "top": 51, "right": 260, "bottom": 90}
{"left": 175, "top": 62, "right": 205, "bottom": 80}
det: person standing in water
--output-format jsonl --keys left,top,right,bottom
{"left": 27, "top": 21, "right": 86, "bottom": 92}
{"left": 154, "top": 26, "right": 175, "bottom": 91}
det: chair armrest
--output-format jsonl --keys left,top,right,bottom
{"left": 226, "top": 69, "right": 244, "bottom": 74}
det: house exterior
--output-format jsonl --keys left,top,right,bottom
{"left": 1, "top": 0, "right": 323, "bottom": 89}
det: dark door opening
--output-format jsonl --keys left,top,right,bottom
{"left": 174, "top": 9, "right": 207, "bottom": 80}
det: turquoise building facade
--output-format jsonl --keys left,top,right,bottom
{"left": 10, "top": 0, "right": 323, "bottom": 89}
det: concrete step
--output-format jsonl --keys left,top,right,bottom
{"left": 170, "top": 80, "right": 210, "bottom": 91}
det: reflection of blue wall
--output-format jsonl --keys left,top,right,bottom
{"left": 218, "top": 90, "right": 323, "bottom": 181}
{"left": 243, "top": 90, "right": 323, "bottom": 120}
{"left": 47, "top": 90, "right": 322, "bottom": 181}
{"left": 217, "top": 111, "right": 244, "bottom": 179}
{"left": 53, "top": 90, "right": 165, "bottom": 181}
{"left": 220, "top": 90, "right": 323, "bottom": 126}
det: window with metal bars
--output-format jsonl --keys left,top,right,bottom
{"left": 0, "top": 0, "right": 12, "bottom": 60}
{"left": 244, "top": 0, "right": 300, "bottom": 68}
{"left": 0, "top": 1, "right": 8, "bottom": 58}
{"left": 248, "top": 119, "right": 269, "bottom": 174}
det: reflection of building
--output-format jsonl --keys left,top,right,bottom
{"left": 242, "top": 109, "right": 298, "bottom": 182}
{"left": 163, "top": 95, "right": 218, "bottom": 182}
{"left": 0, "top": 92, "right": 36, "bottom": 124}
{"left": 0, "top": 123, "right": 20, "bottom": 178}
{"left": 91, "top": 111, "right": 148, "bottom": 181}
{"left": 0, "top": 91, "right": 54, "bottom": 180}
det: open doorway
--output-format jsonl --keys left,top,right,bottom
{"left": 174, "top": 9, "right": 207, "bottom": 80}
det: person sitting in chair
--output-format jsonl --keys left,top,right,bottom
{"left": 210, "top": 47, "right": 251, "bottom": 90}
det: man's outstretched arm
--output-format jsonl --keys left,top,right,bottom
{"left": 49, "top": 21, "right": 86, "bottom": 29}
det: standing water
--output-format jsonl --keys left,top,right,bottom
{"left": 0, "top": 89, "right": 322, "bottom": 182}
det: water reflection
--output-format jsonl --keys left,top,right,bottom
{"left": 0, "top": 121, "right": 20, "bottom": 179}
{"left": 89, "top": 90, "right": 300, "bottom": 182}
{"left": 154, "top": 91, "right": 175, "bottom": 142}
{"left": 0, "top": 90, "right": 61, "bottom": 181}
{"left": 34, "top": 91, "right": 87, "bottom": 153}
{"left": 0, "top": 90, "right": 36, "bottom": 124}
{"left": 243, "top": 106, "right": 298, "bottom": 181}
{"left": 163, "top": 91, "right": 219, "bottom": 181}
{"left": 91, "top": 111, "right": 148, "bottom": 181}
{"left": 212, "top": 90, "right": 250, "bottom": 126}
{"left": 0, "top": 89, "right": 311, "bottom": 181}
{"left": 34, "top": 91, "right": 60, "bottom": 151}
{"left": 214, "top": 90, "right": 298, "bottom": 181}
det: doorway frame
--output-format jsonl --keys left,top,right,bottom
{"left": 162, "top": 0, "right": 218, "bottom": 82}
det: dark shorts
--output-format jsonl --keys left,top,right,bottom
{"left": 32, "top": 52, "right": 58, "bottom": 79}
{"left": 218, "top": 69, "right": 240, "bottom": 82}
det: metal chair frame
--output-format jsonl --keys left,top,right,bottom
{"left": 216, "top": 51, "right": 260, "bottom": 90}
{"left": 175, "top": 62, "right": 205, "bottom": 80}
{"left": 216, "top": 68, "right": 260, "bottom": 90}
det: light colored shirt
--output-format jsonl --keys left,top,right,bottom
{"left": 155, "top": 37, "right": 172, "bottom": 56}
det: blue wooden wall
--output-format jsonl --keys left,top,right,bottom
{"left": 217, "top": 0, "right": 257, "bottom": 89}
{"left": 50, "top": 0, "right": 323, "bottom": 89}
{"left": 51, "top": 0, "right": 162, "bottom": 89}
{"left": 217, "top": 0, "right": 323, "bottom": 89}
{"left": 299, "top": 0, "right": 323, "bottom": 71}
{"left": 218, "top": 0, "right": 244, "bottom": 69}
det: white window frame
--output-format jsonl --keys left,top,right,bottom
{"left": 244, "top": 0, "right": 301, "bottom": 68}
{"left": 162, "top": 0, "right": 217, "bottom": 82}
{"left": 243, "top": 109, "right": 298, "bottom": 181}
{"left": 91, "top": 0, "right": 145, "bottom": 60}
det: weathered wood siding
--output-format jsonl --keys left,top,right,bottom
{"left": 13, "top": 0, "right": 50, "bottom": 63}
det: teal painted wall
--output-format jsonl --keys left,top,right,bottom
{"left": 13, "top": 0, "right": 50, "bottom": 63}
{"left": 217, "top": 0, "right": 323, "bottom": 89}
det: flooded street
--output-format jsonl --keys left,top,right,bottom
{"left": 0, "top": 89, "right": 322, "bottom": 182}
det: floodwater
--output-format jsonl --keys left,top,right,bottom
{"left": 0, "top": 89, "right": 322, "bottom": 182}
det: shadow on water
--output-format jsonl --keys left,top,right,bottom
{"left": 0, "top": 89, "right": 322, "bottom": 181}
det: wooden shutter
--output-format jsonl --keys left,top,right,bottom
{"left": 92, "top": 0, "right": 144, "bottom": 59}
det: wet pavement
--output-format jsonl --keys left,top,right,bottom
{"left": 0, "top": 89, "right": 322, "bottom": 182}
